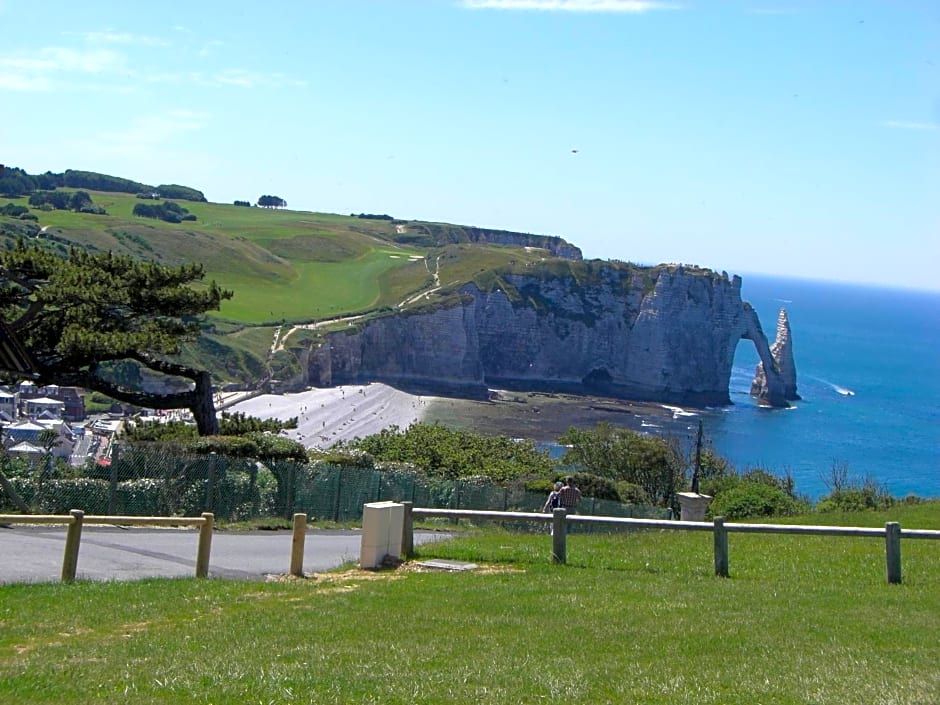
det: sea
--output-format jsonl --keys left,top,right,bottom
{"left": 698, "top": 274, "right": 940, "bottom": 501}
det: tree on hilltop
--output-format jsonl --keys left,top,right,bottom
{"left": 257, "top": 195, "right": 287, "bottom": 209}
{"left": 133, "top": 200, "right": 197, "bottom": 223}
{"left": 68, "top": 190, "right": 93, "bottom": 212}
{"left": 0, "top": 166, "right": 37, "bottom": 197}
{"left": 0, "top": 240, "right": 233, "bottom": 435}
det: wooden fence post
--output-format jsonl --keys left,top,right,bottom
{"left": 61, "top": 509, "right": 84, "bottom": 582}
{"left": 401, "top": 501, "right": 414, "bottom": 558}
{"left": 885, "top": 521, "right": 901, "bottom": 585}
{"left": 196, "top": 512, "right": 214, "bottom": 578}
{"left": 552, "top": 508, "right": 567, "bottom": 564}
{"left": 290, "top": 513, "right": 306, "bottom": 577}
{"left": 713, "top": 516, "right": 729, "bottom": 578}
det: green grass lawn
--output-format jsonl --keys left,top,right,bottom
{"left": 3, "top": 191, "right": 430, "bottom": 325}
{"left": 214, "top": 248, "right": 423, "bottom": 323}
{"left": 2, "top": 507, "right": 938, "bottom": 704}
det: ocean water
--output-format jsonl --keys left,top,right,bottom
{"left": 701, "top": 274, "right": 940, "bottom": 500}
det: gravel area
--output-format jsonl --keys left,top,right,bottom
{"left": 229, "top": 383, "right": 430, "bottom": 448}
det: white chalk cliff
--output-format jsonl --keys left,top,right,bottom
{"left": 306, "top": 263, "right": 797, "bottom": 408}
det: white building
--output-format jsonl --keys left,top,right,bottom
{"left": 23, "top": 396, "right": 65, "bottom": 419}
{"left": 0, "top": 389, "right": 15, "bottom": 419}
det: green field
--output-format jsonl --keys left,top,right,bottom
{"left": 1, "top": 505, "right": 938, "bottom": 704}
{"left": 214, "top": 249, "right": 423, "bottom": 322}
{"left": 2, "top": 192, "right": 433, "bottom": 325}
{"left": 1, "top": 190, "right": 577, "bottom": 381}
{"left": 0, "top": 191, "right": 587, "bottom": 325}
{"left": 0, "top": 189, "right": 568, "bottom": 325}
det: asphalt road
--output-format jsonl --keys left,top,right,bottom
{"left": 0, "top": 524, "right": 450, "bottom": 584}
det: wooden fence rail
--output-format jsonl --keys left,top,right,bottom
{"left": 402, "top": 504, "right": 940, "bottom": 585}
{"left": 0, "top": 510, "right": 214, "bottom": 582}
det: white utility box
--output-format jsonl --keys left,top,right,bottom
{"left": 360, "top": 501, "right": 404, "bottom": 569}
{"left": 676, "top": 492, "right": 713, "bottom": 522}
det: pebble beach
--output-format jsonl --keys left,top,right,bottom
{"left": 227, "top": 383, "right": 430, "bottom": 449}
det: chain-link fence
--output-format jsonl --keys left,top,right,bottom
{"left": 1, "top": 444, "right": 671, "bottom": 527}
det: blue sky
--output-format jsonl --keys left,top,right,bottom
{"left": 2, "top": 0, "right": 938, "bottom": 291}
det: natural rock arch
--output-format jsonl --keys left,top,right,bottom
{"left": 742, "top": 307, "right": 799, "bottom": 407}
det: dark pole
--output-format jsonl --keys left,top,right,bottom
{"left": 691, "top": 419, "right": 703, "bottom": 494}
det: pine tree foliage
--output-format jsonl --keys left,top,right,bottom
{"left": 0, "top": 240, "right": 233, "bottom": 434}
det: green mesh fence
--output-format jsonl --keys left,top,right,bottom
{"left": 1, "top": 446, "right": 671, "bottom": 526}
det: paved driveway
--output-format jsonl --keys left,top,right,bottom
{"left": 0, "top": 525, "right": 450, "bottom": 584}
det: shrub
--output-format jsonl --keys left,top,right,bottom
{"left": 309, "top": 449, "right": 376, "bottom": 469}
{"left": 0, "top": 203, "right": 29, "bottom": 217}
{"left": 187, "top": 435, "right": 260, "bottom": 458}
{"left": 29, "top": 190, "right": 70, "bottom": 210}
{"left": 3, "top": 477, "right": 35, "bottom": 509}
{"left": 699, "top": 473, "right": 740, "bottom": 500}
{"left": 156, "top": 184, "right": 206, "bottom": 202}
{"left": 901, "top": 494, "right": 927, "bottom": 505}
{"left": 570, "top": 473, "right": 620, "bottom": 501}
{"left": 211, "top": 471, "right": 263, "bottom": 521}
{"left": 525, "top": 478, "right": 556, "bottom": 495}
{"left": 116, "top": 478, "right": 167, "bottom": 515}
{"left": 33, "top": 478, "right": 111, "bottom": 514}
{"left": 1, "top": 457, "right": 33, "bottom": 479}
{"left": 255, "top": 465, "right": 278, "bottom": 515}
{"left": 68, "top": 190, "right": 93, "bottom": 211}
{"left": 558, "top": 423, "right": 684, "bottom": 506}
{"left": 615, "top": 481, "right": 648, "bottom": 504}
{"left": 132, "top": 200, "right": 196, "bottom": 223}
{"left": 817, "top": 485, "right": 895, "bottom": 513}
{"left": 344, "top": 423, "right": 552, "bottom": 482}
{"left": 817, "top": 465, "right": 895, "bottom": 513}
{"left": 742, "top": 467, "right": 795, "bottom": 495}
{"left": 708, "top": 481, "right": 802, "bottom": 520}
{"left": 112, "top": 467, "right": 268, "bottom": 520}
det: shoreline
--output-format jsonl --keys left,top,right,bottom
{"left": 228, "top": 384, "right": 703, "bottom": 449}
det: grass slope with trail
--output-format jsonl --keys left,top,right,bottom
{"left": 0, "top": 187, "right": 583, "bottom": 389}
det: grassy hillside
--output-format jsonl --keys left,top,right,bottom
{"left": 1, "top": 192, "right": 433, "bottom": 322}
{"left": 0, "top": 188, "right": 589, "bottom": 386}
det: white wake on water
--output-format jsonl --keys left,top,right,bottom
{"left": 807, "top": 375, "right": 855, "bottom": 397}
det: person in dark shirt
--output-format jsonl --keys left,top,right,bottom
{"left": 557, "top": 476, "right": 582, "bottom": 514}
